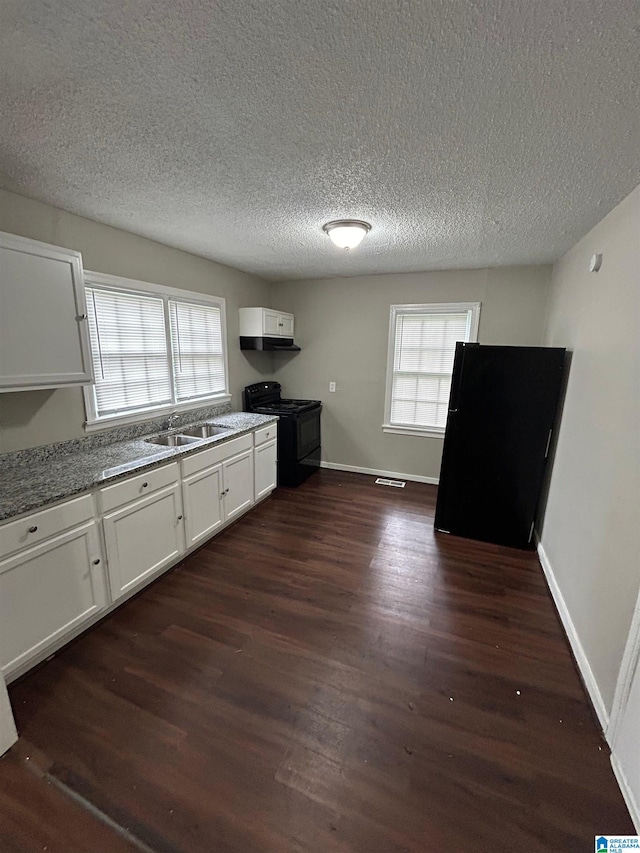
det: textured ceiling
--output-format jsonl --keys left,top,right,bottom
{"left": 0, "top": 1, "right": 639, "bottom": 281}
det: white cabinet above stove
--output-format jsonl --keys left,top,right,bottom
{"left": 239, "top": 307, "right": 294, "bottom": 339}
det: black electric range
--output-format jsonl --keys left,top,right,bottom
{"left": 243, "top": 382, "right": 322, "bottom": 486}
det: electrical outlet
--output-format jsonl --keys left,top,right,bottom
{"left": 329, "top": 381, "right": 336, "bottom": 392}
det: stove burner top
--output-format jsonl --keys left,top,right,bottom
{"left": 272, "top": 400, "right": 307, "bottom": 410}
{"left": 255, "top": 398, "right": 320, "bottom": 414}
{"left": 243, "top": 381, "right": 321, "bottom": 417}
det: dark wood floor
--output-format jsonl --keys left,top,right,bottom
{"left": 0, "top": 739, "right": 142, "bottom": 852}
{"left": 1, "top": 470, "right": 634, "bottom": 851}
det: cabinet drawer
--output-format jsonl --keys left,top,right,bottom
{"left": 254, "top": 423, "right": 278, "bottom": 447}
{"left": 181, "top": 434, "right": 252, "bottom": 478}
{"left": 0, "top": 494, "right": 94, "bottom": 559}
{"left": 99, "top": 462, "right": 179, "bottom": 513}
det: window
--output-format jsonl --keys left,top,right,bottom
{"left": 168, "top": 300, "right": 225, "bottom": 403}
{"left": 83, "top": 271, "right": 229, "bottom": 428}
{"left": 383, "top": 302, "right": 480, "bottom": 437}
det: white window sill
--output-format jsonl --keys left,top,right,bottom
{"left": 84, "top": 394, "right": 232, "bottom": 433}
{"left": 382, "top": 424, "right": 445, "bottom": 439}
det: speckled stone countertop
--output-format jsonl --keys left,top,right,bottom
{"left": 0, "top": 411, "right": 277, "bottom": 522}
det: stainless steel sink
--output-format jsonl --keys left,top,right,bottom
{"left": 181, "top": 424, "right": 231, "bottom": 439}
{"left": 145, "top": 432, "right": 202, "bottom": 447}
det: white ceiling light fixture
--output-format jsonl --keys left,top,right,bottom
{"left": 323, "top": 219, "right": 371, "bottom": 250}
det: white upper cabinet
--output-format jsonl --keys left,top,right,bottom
{"left": 0, "top": 231, "right": 92, "bottom": 391}
{"left": 239, "top": 307, "right": 295, "bottom": 338}
{"left": 276, "top": 312, "right": 294, "bottom": 337}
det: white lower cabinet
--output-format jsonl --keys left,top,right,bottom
{"left": 0, "top": 519, "right": 106, "bottom": 677}
{"left": 182, "top": 449, "right": 255, "bottom": 547}
{"left": 102, "top": 482, "right": 185, "bottom": 600}
{"left": 254, "top": 439, "right": 277, "bottom": 500}
{"left": 182, "top": 463, "right": 224, "bottom": 548}
{"left": 222, "top": 450, "right": 254, "bottom": 520}
{"left": 0, "top": 422, "right": 276, "bottom": 681}
{"left": 253, "top": 423, "right": 278, "bottom": 501}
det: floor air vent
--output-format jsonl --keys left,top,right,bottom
{"left": 375, "top": 477, "right": 406, "bottom": 488}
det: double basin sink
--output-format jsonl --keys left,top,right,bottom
{"left": 145, "top": 424, "right": 232, "bottom": 448}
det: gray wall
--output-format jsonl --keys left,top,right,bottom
{"left": 271, "top": 266, "right": 551, "bottom": 480}
{"left": 540, "top": 184, "right": 640, "bottom": 715}
{"left": 0, "top": 190, "right": 272, "bottom": 452}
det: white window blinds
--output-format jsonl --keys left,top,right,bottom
{"left": 169, "top": 300, "right": 225, "bottom": 403}
{"left": 83, "top": 274, "right": 229, "bottom": 426}
{"left": 386, "top": 303, "right": 480, "bottom": 433}
{"left": 86, "top": 288, "right": 172, "bottom": 417}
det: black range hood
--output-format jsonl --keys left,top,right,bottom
{"left": 239, "top": 336, "right": 301, "bottom": 352}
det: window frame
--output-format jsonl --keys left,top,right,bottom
{"left": 382, "top": 301, "right": 481, "bottom": 438}
{"left": 82, "top": 270, "right": 230, "bottom": 431}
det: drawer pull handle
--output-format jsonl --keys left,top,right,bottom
{"left": 142, "top": 482, "right": 149, "bottom": 488}
{"left": 92, "top": 558, "right": 101, "bottom": 565}
{"left": 28, "top": 525, "right": 38, "bottom": 533}
{"left": 177, "top": 515, "right": 183, "bottom": 521}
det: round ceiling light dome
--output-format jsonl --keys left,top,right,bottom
{"left": 322, "top": 219, "right": 371, "bottom": 249}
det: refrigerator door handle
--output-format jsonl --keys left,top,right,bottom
{"left": 447, "top": 342, "right": 466, "bottom": 413}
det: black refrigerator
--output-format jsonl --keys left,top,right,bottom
{"left": 434, "top": 343, "right": 566, "bottom": 549}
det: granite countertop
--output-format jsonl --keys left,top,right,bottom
{"left": 0, "top": 411, "right": 277, "bottom": 522}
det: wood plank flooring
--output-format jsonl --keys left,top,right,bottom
{"left": 0, "top": 740, "right": 143, "bottom": 852}
{"left": 2, "top": 470, "right": 634, "bottom": 851}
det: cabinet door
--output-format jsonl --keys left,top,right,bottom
{"left": 612, "top": 624, "right": 640, "bottom": 828}
{"left": 222, "top": 450, "right": 254, "bottom": 521}
{"left": 278, "top": 313, "right": 294, "bottom": 337}
{"left": 0, "top": 675, "right": 17, "bottom": 756}
{"left": 0, "top": 521, "right": 106, "bottom": 677}
{"left": 254, "top": 439, "right": 277, "bottom": 500}
{"left": 263, "top": 309, "right": 281, "bottom": 336}
{"left": 182, "top": 463, "right": 224, "bottom": 548}
{"left": 103, "top": 483, "right": 185, "bottom": 600}
{"left": 0, "top": 232, "right": 91, "bottom": 390}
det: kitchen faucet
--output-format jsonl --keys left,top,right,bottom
{"left": 167, "top": 413, "right": 180, "bottom": 430}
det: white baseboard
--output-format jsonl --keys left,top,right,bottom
{"left": 611, "top": 752, "right": 640, "bottom": 833}
{"left": 319, "top": 461, "right": 439, "bottom": 485}
{"left": 536, "top": 541, "right": 609, "bottom": 735}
